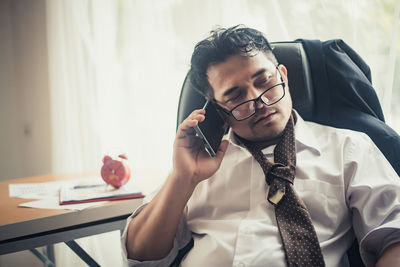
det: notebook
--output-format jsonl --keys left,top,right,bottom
{"left": 59, "top": 181, "right": 144, "bottom": 205}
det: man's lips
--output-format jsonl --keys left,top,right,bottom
{"left": 253, "top": 111, "right": 277, "bottom": 125}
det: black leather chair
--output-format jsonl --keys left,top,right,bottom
{"left": 176, "top": 40, "right": 400, "bottom": 266}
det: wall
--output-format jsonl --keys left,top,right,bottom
{"left": 0, "top": 0, "right": 51, "bottom": 181}
{"left": 0, "top": 0, "right": 51, "bottom": 265}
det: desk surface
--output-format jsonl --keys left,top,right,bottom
{"left": 0, "top": 172, "right": 143, "bottom": 242}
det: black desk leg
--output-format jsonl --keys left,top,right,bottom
{"left": 30, "top": 248, "right": 55, "bottom": 267}
{"left": 65, "top": 240, "right": 100, "bottom": 267}
{"left": 45, "top": 245, "right": 55, "bottom": 264}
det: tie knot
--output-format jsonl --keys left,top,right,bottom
{"left": 266, "top": 163, "right": 295, "bottom": 185}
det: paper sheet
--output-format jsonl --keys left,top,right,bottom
{"left": 9, "top": 177, "right": 104, "bottom": 199}
{"left": 9, "top": 181, "right": 65, "bottom": 199}
{"left": 9, "top": 175, "right": 148, "bottom": 210}
{"left": 9, "top": 176, "right": 109, "bottom": 210}
{"left": 19, "top": 197, "right": 107, "bottom": 211}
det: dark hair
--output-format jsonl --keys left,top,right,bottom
{"left": 189, "top": 25, "right": 278, "bottom": 99}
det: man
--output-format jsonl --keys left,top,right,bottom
{"left": 123, "top": 26, "right": 400, "bottom": 266}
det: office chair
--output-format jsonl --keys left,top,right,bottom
{"left": 176, "top": 40, "right": 400, "bottom": 267}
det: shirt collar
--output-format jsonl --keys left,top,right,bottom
{"left": 293, "top": 110, "right": 321, "bottom": 156}
{"left": 224, "top": 110, "right": 321, "bottom": 156}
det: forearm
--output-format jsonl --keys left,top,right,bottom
{"left": 375, "top": 242, "right": 400, "bottom": 267}
{"left": 126, "top": 173, "right": 196, "bottom": 261}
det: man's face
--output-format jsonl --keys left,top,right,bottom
{"left": 207, "top": 52, "right": 292, "bottom": 144}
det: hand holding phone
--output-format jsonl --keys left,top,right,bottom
{"left": 193, "top": 101, "right": 227, "bottom": 157}
{"left": 173, "top": 104, "right": 229, "bottom": 185}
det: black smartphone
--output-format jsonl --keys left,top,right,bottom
{"left": 193, "top": 100, "right": 227, "bottom": 157}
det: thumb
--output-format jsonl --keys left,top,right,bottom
{"left": 215, "top": 140, "right": 229, "bottom": 161}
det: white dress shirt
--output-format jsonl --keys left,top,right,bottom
{"left": 121, "top": 112, "right": 400, "bottom": 267}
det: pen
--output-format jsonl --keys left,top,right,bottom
{"left": 73, "top": 184, "right": 106, "bottom": 189}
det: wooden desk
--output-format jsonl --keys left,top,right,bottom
{"left": 0, "top": 172, "right": 144, "bottom": 265}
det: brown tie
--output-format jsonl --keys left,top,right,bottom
{"left": 237, "top": 111, "right": 325, "bottom": 267}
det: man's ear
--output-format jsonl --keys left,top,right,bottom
{"left": 279, "top": 64, "right": 288, "bottom": 85}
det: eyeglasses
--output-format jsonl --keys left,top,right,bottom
{"left": 214, "top": 66, "right": 285, "bottom": 121}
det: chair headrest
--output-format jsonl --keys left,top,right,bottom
{"left": 176, "top": 73, "right": 207, "bottom": 129}
{"left": 271, "top": 41, "right": 314, "bottom": 120}
{"left": 176, "top": 41, "right": 314, "bottom": 129}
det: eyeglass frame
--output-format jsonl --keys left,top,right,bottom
{"left": 212, "top": 65, "right": 286, "bottom": 121}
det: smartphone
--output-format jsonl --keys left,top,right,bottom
{"left": 193, "top": 101, "right": 227, "bottom": 157}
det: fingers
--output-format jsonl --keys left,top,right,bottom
{"left": 176, "top": 109, "right": 205, "bottom": 139}
{"left": 176, "top": 119, "right": 197, "bottom": 139}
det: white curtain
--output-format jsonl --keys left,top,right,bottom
{"left": 47, "top": 1, "right": 125, "bottom": 266}
{"left": 46, "top": 0, "right": 399, "bottom": 266}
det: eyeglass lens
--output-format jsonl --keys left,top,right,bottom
{"left": 231, "top": 84, "right": 284, "bottom": 120}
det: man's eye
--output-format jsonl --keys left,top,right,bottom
{"left": 260, "top": 79, "right": 268, "bottom": 84}
{"left": 256, "top": 79, "right": 270, "bottom": 87}
{"left": 227, "top": 93, "right": 242, "bottom": 103}
{"left": 228, "top": 96, "right": 239, "bottom": 103}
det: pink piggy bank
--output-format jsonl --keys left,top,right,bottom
{"left": 101, "top": 154, "right": 131, "bottom": 188}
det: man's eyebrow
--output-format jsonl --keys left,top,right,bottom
{"left": 251, "top": 69, "right": 267, "bottom": 79}
{"left": 222, "top": 69, "right": 267, "bottom": 98}
{"left": 222, "top": 86, "right": 239, "bottom": 97}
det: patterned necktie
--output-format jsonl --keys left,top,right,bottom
{"left": 237, "top": 111, "right": 325, "bottom": 267}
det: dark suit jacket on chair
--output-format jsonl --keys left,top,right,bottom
{"left": 298, "top": 39, "right": 400, "bottom": 177}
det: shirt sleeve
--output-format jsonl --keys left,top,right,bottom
{"left": 344, "top": 132, "right": 400, "bottom": 267}
{"left": 120, "top": 192, "right": 192, "bottom": 267}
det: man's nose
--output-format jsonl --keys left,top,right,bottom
{"left": 255, "top": 97, "right": 265, "bottom": 110}
{"left": 248, "top": 87, "right": 265, "bottom": 110}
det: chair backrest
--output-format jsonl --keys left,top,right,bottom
{"left": 270, "top": 41, "right": 314, "bottom": 119}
